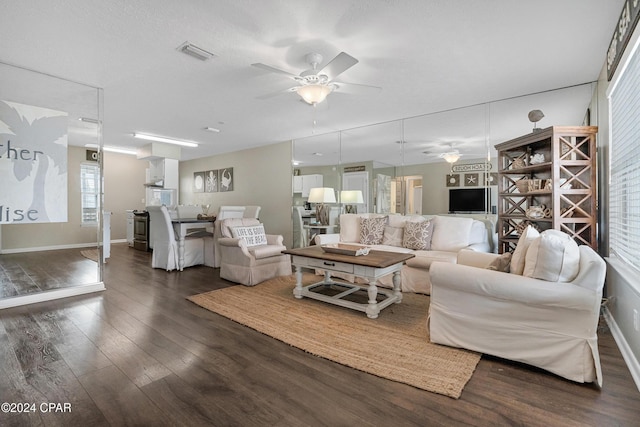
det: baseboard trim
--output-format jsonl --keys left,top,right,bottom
{"left": 1, "top": 239, "right": 127, "bottom": 254}
{"left": 603, "top": 307, "right": 640, "bottom": 392}
{"left": 0, "top": 283, "right": 106, "bottom": 309}
{"left": 1, "top": 242, "right": 99, "bottom": 254}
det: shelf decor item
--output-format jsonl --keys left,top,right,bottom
{"left": 515, "top": 179, "right": 530, "bottom": 193}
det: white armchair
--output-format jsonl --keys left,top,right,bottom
{"left": 429, "top": 245, "right": 606, "bottom": 385}
{"left": 213, "top": 206, "right": 247, "bottom": 267}
{"left": 217, "top": 218, "right": 292, "bottom": 286}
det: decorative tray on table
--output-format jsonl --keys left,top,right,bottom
{"left": 321, "top": 243, "right": 371, "bottom": 256}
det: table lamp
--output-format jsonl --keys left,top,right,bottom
{"left": 308, "top": 187, "right": 336, "bottom": 225}
{"left": 340, "top": 190, "right": 364, "bottom": 214}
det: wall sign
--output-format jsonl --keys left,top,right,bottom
{"left": 451, "top": 163, "right": 492, "bottom": 173}
{"left": 0, "top": 100, "right": 68, "bottom": 224}
{"left": 607, "top": 0, "right": 640, "bottom": 81}
{"left": 344, "top": 165, "right": 366, "bottom": 172}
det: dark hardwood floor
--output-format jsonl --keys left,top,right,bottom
{"left": 0, "top": 243, "right": 639, "bottom": 426}
{"left": 0, "top": 249, "right": 98, "bottom": 298}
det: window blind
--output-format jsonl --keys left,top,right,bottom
{"left": 609, "top": 41, "right": 640, "bottom": 272}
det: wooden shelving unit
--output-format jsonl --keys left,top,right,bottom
{"left": 495, "top": 126, "right": 598, "bottom": 253}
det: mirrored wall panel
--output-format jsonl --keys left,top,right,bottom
{"left": 0, "top": 61, "right": 104, "bottom": 308}
{"left": 292, "top": 82, "right": 595, "bottom": 220}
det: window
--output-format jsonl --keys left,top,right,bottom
{"left": 609, "top": 37, "right": 640, "bottom": 273}
{"left": 81, "top": 163, "right": 100, "bottom": 225}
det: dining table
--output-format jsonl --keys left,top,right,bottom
{"left": 171, "top": 218, "right": 214, "bottom": 271}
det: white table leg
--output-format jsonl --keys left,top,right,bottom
{"left": 323, "top": 270, "right": 333, "bottom": 285}
{"left": 366, "top": 279, "right": 380, "bottom": 319}
{"left": 178, "top": 235, "right": 185, "bottom": 271}
{"left": 392, "top": 270, "right": 403, "bottom": 303}
{"left": 293, "top": 265, "right": 304, "bottom": 299}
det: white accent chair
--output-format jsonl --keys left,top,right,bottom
{"left": 147, "top": 205, "right": 206, "bottom": 271}
{"left": 429, "top": 246, "right": 606, "bottom": 385}
{"left": 217, "top": 218, "right": 291, "bottom": 286}
{"left": 213, "top": 206, "right": 247, "bottom": 267}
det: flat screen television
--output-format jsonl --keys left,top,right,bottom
{"left": 449, "top": 188, "right": 488, "bottom": 213}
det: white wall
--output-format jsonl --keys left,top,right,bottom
{"left": 1, "top": 146, "right": 146, "bottom": 250}
{"left": 104, "top": 151, "right": 148, "bottom": 240}
{"left": 179, "top": 141, "right": 293, "bottom": 246}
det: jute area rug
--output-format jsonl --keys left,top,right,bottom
{"left": 80, "top": 249, "right": 101, "bottom": 263}
{"left": 187, "top": 273, "right": 480, "bottom": 399}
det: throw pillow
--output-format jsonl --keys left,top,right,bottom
{"left": 382, "top": 226, "right": 404, "bottom": 246}
{"left": 430, "top": 216, "right": 474, "bottom": 251}
{"left": 231, "top": 224, "right": 268, "bottom": 247}
{"left": 510, "top": 225, "right": 540, "bottom": 275}
{"left": 403, "top": 220, "right": 434, "bottom": 250}
{"left": 486, "top": 252, "right": 512, "bottom": 273}
{"left": 359, "top": 217, "right": 387, "bottom": 245}
{"left": 523, "top": 230, "right": 580, "bottom": 282}
{"left": 339, "top": 214, "right": 361, "bottom": 243}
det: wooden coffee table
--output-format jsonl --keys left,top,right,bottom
{"left": 283, "top": 246, "right": 415, "bottom": 319}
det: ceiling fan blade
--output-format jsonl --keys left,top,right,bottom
{"left": 251, "top": 63, "right": 299, "bottom": 79}
{"left": 256, "top": 87, "right": 296, "bottom": 100}
{"left": 332, "top": 81, "right": 382, "bottom": 95}
{"left": 318, "top": 52, "right": 358, "bottom": 81}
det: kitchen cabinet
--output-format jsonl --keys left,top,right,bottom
{"left": 147, "top": 158, "right": 179, "bottom": 189}
{"left": 293, "top": 174, "right": 323, "bottom": 197}
{"left": 126, "top": 210, "right": 134, "bottom": 247}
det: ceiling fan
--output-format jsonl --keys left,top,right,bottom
{"left": 252, "top": 52, "right": 381, "bottom": 105}
{"left": 422, "top": 142, "right": 486, "bottom": 164}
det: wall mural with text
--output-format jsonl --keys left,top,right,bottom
{"left": 0, "top": 100, "right": 68, "bottom": 224}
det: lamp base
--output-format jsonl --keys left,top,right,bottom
{"left": 345, "top": 205, "right": 358, "bottom": 214}
{"left": 316, "top": 204, "right": 329, "bottom": 225}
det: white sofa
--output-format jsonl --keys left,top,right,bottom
{"left": 314, "top": 213, "right": 493, "bottom": 294}
{"left": 429, "top": 235, "right": 606, "bottom": 385}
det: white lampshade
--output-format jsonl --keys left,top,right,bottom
{"left": 340, "top": 190, "right": 364, "bottom": 204}
{"left": 441, "top": 152, "right": 461, "bottom": 163}
{"left": 296, "top": 84, "right": 333, "bottom": 105}
{"left": 308, "top": 187, "right": 336, "bottom": 204}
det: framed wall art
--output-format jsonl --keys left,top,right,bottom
{"left": 464, "top": 173, "right": 478, "bottom": 187}
{"left": 205, "top": 170, "right": 218, "bottom": 192}
{"left": 484, "top": 172, "right": 498, "bottom": 186}
{"left": 193, "top": 172, "right": 205, "bottom": 193}
{"left": 445, "top": 174, "right": 460, "bottom": 187}
{"left": 219, "top": 167, "right": 234, "bottom": 192}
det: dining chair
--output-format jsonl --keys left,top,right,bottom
{"left": 243, "top": 206, "right": 261, "bottom": 219}
{"left": 147, "top": 205, "right": 205, "bottom": 271}
{"left": 292, "top": 206, "right": 308, "bottom": 248}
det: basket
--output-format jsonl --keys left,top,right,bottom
{"left": 515, "top": 179, "right": 529, "bottom": 193}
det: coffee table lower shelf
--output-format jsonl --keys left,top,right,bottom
{"left": 294, "top": 275, "right": 401, "bottom": 319}
{"left": 284, "top": 247, "right": 414, "bottom": 319}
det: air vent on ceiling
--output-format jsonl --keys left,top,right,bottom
{"left": 177, "top": 41, "right": 216, "bottom": 61}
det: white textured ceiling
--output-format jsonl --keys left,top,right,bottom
{"left": 0, "top": 0, "right": 624, "bottom": 162}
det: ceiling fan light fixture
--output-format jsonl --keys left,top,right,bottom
{"left": 296, "top": 84, "right": 333, "bottom": 105}
{"left": 440, "top": 151, "right": 461, "bottom": 163}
